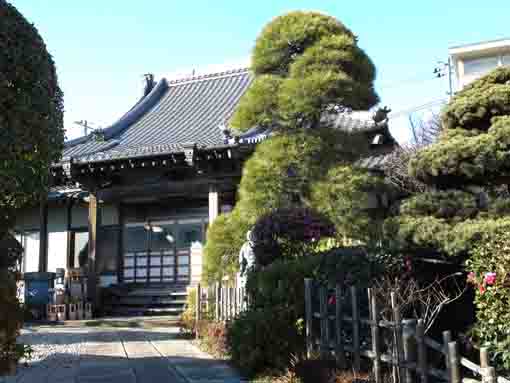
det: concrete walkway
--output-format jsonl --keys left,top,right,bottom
{"left": 0, "top": 325, "right": 243, "bottom": 383}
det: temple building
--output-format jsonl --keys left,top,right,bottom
{"left": 14, "top": 67, "right": 396, "bottom": 315}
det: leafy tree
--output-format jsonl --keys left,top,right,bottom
{"left": 0, "top": 0, "right": 65, "bottom": 245}
{"left": 0, "top": 1, "right": 63, "bottom": 373}
{"left": 230, "top": 11, "right": 378, "bottom": 132}
{"left": 386, "top": 68, "right": 510, "bottom": 257}
{"left": 204, "top": 12, "right": 384, "bottom": 283}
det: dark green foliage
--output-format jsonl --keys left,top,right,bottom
{"left": 410, "top": 68, "right": 510, "bottom": 186}
{"left": 442, "top": 68, "right": 510, "bottom": 132}
{"left": 399, "top": 191, "right": 478, "bottom": 220}
{"left": 251, "top": 207, "right": 335, "bottom": 266}
{"left": 202, "top": 208, "right": 250, "bottom": 285}
{"left": 237, "top": 130, "right": 369, "bottom": 221}
{"left": 466, "top": 226, "right": 510, "bottom": 372}
{"left": 231, "top": 11, "right": 378, "bottom": 132}
{"left": 311, "top": 165, "right": 391, "bottom": 243}
{"left": 390, "top": 68, "right": 510, "bottom": 256}
{"left": 0, "top": 2, "right": 63, "bottom": 373}
{"left": 0, "top": 0, "right": 64, "bottom": 237}
{"left": 227, "top": 306, "right": 302, "bottom": 377}
{"left": 228, "top": 250, "right": 379, "bottom": 377}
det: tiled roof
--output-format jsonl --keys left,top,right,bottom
{"left": 63, "top": 68, "right": 253, "bottom": 163}
{"left": 61, "top": 67, "right": 396, "bottom": 165}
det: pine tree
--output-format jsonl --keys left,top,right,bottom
{"left": 230, "top": 11, "right": 378, "bottom": 132}
{"left": 386, "top": 68, "right": 510, "bottom": 256}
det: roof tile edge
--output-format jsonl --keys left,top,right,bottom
{"left": 165, "top": 67, "right": 250, "bottom": 86}
{"left": 64, "top": 78, "right": 169, "bottom": 148}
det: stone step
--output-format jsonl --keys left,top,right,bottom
{"left": 113, "top": 297, "right": 187, "bottom": 306}
{"left": 108, "top": 306, "right": 184, "bottom": 317}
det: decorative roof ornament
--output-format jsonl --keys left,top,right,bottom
{"left": 372, "top": 106, "right": 392, "bottom": 125}
{"left": 143, "top": 73, "right": 156, "bottom": 97}
{"left": 219, "top": 120, "right": 233, "bottom": 144}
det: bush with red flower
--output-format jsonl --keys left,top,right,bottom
{"left": 250, "top": 207, "right": 336, "bottom": 267}
{"left": 466, "top": 225, "right": 510, "bottom": 372}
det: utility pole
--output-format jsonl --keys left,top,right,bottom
{"left": 433, "top": 59, "right": 453, "bottom": 99}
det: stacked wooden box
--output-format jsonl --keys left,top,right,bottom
{"left": 45, "top": 269, "right": 92, "bottom": 321}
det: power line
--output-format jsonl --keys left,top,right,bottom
{"left": 379, "top": 74, "right": 444, "bottom": 91}
{"left": 389, "top": 99, "right": 447, "bottom": 120}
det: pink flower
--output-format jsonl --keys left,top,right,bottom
{"left": 484, "top": 272, "right": 497, "bottom": 286}
{"left": 467, "top": 272, "right": 476, "bottom": 284}
{"left": 479, "top": 284, "right": 486, "bottom": 294}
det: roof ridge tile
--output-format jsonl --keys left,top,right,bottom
{"left": 166, "top": 67, "right": 250, "bottom": 86}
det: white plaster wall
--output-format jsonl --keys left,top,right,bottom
{"left": 190, "top": 243, "right": 203, "bottom": 285}
{"left": 47, "top": 206, "right": 68, "bottom": 272}
{"left": 24, "top": 232, "right": 40, "bottom": 272}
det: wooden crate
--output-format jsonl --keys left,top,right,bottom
{"left": 68, "top": 303, "right": 77, "bottom": 320}
{"left": 84, "top": 303, "right": 93, "bottom": 319}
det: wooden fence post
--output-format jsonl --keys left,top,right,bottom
{"left": 443, "top": 331, "right": 452, "bottom": 379}
{"left": 480, "top": 348, "right": 496, "bottom": 383}
{"left": 319, "top": 285, "right": 330, "bottom": 358}
{"left": 335, "top": 284, "right": 347, "bottom": 369}
{"left": 351, "top": 286, "right": 361, "bottom": 373}
{"left": 221, "top": 285, "right": 226, "bottom": 321}
{"left": 486, "top": 367, "right": 497, "bottom": 383}
{"left": 304, "top": 279, "right": 313, "bottom": 359}
{"left": 416, "top": 319, "right": 428, "bottom": 383}
{"left": 196, "top": 283, "right": 202, "bottom": 322}
{"left": 369, "top": 289, "right": 382, "bottom": 383}
{"left": 448, "top": 341, "right": 461, "bottom": 383}
{"left": 402, "top": 319, "right": 417, "bottom": 383}
{"left": 391, "top": 291, "right": 405, "bottom": 383}
{"left": 215, "top": 282, "right": 220, "bottom": 321}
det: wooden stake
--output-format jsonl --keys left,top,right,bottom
{"left": 351, "top": 286, "right": 361, "bottom": 373}
{"left": 304, "top": 279, "right": 313, "bottom": 359}
{"left": 370, "top": 290, "right": 382, "bottom": 383}
{"left": 448, "top": 341, "right": 461, "bottom": 383}
{"left": 215, "top": 282, "right": 220, "bottom": 321}
{"left": 319, "top": 285, "right": 329, "bottom": 358}
{"left": 416, "top": 319, "right": 428, "bottom": 383}
{"left": 335, "top": 284, "right": 347, "bottom": 369}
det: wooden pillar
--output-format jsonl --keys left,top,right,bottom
{"left": 38, "top": 198, "right": 48, "bottom": 272}
{"left": 87, "top": 193, "right": 101, "bottom": 313}
{"left": 208, "top": 185, "right": 220, "bottom": 224}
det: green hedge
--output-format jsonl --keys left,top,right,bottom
{"left": 227, "top": 248, "right": 380, "bottom": 377}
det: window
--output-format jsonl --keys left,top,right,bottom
{"left": 15, "top": 231, "right": 40, "bottom": 273}
{"left": 503, "top": 54, "right": 510, "bottom": 67}
{"left": 463, "top": 56, "right": 499, "bottom": 76}
{"left": 69, "top": 230, "right": 88, "bottom": 268}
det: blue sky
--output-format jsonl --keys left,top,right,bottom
{"left": 13, "top": 0, "right": 510, "bottom": 143}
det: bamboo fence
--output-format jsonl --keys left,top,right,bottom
{"left": 304, "top": 278, "right": 510, "bottom": 383}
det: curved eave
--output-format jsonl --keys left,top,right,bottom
{"left": 64, "top": 79, "right": 169, "bottom": 150}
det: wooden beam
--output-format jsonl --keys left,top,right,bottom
{"left": 38, "top": 198, "right": 48, "bottom": 272}
{"left": 87, "top": 194, "right": 101, "bottom": 314}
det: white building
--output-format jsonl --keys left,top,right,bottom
{"left": 449, "top": 38, "right": 510, "bottom": 89}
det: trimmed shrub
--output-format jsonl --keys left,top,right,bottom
{"left": 251, "top": 207, "right": 335, "bottom": 266}
{"left": 227, "top": 249, "right": 380, "bottom": 377}
{"left": 227, "top": 306, "right": 303, "bottom": 377}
